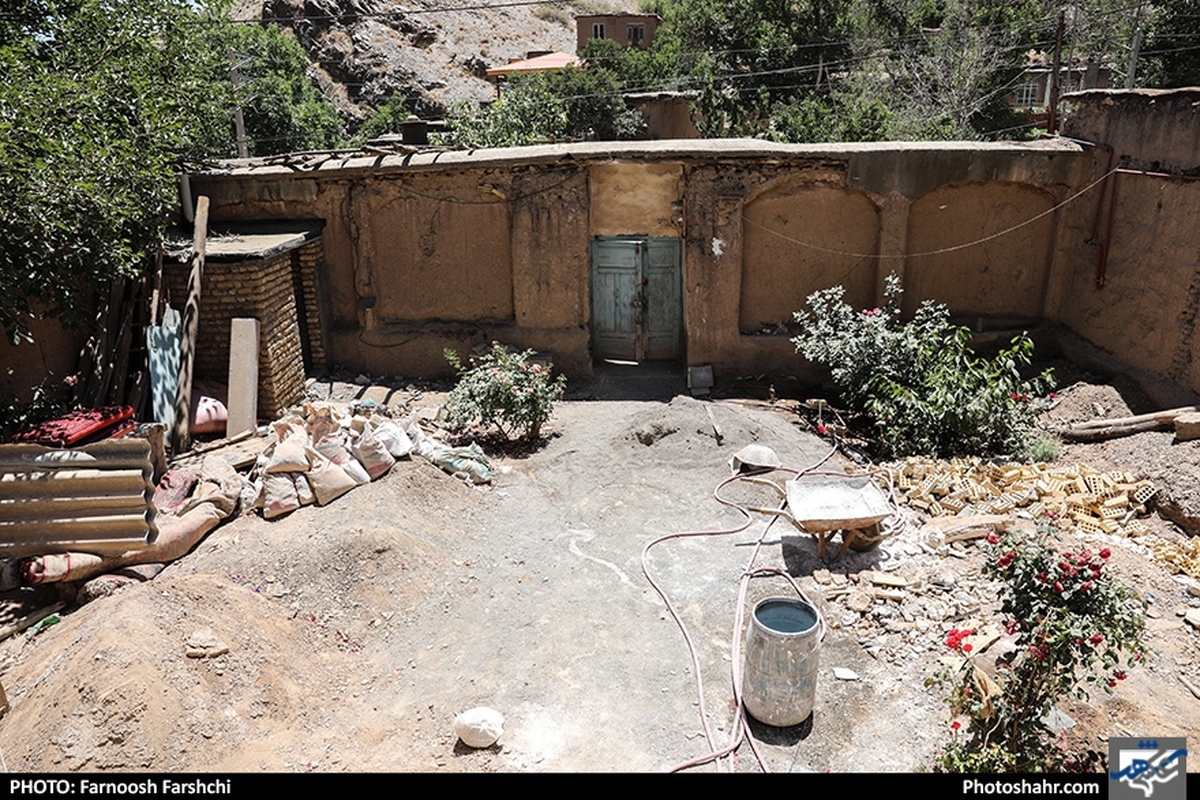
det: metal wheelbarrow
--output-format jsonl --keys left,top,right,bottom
{"left": 751, "top": 474, "right": 894, "bottom": 561}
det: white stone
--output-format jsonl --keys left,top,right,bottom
{"left": 833, "top": 667, "right": 860, "bottom": 681}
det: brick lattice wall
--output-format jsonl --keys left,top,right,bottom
{"left": 164, "top": 238, "right": 324, "bottom": 420}
{"left": 296, "top": 240, "right": 327, "bottom": 371}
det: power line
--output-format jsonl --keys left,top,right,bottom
{"left": 740, "top": 166, "right": 1118, "bottom": 261}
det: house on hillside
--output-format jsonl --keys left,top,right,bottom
{"left": 1009, "top": 51, "right": 1112, "bottom": 123}
{"left": 485, "top": 51, "right": 582, "bottom": 94}
{"left": 575, "top": 12, "right": 662, "bottom": 51}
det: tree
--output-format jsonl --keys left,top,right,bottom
{"left": 1141, "top": 0, "right": 1200, "bottom": 88}
{"left": 443, "top": 64, "right": 644, "bottom": 147}
{"left": 0, "top": 0, "right": 232, "bottom": 344}
{"left": 658, "top": 0, "right": 856, "bottom": 137}
{"left": 224, "top": 21, "right": 346, "bottom": 156}
{"left": 0, "top": 0, "right": 346, "bottom": 345}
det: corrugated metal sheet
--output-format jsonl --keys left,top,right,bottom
{"left": 0, "top": 439, "right": 157, "bottom": 558}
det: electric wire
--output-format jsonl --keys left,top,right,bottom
{"left": 640, "top": 421, "right": 844, "bottom": 772}
{"left": 740, "top": 164, "right": 1120, "bottom": 262}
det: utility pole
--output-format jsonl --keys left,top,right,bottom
{"left": 1048, "top": 10, "right": 1065, "bottom": 134}
{"left": 230, "top": 51, "right": 250, "bottom": 159}
{"left": 1126, "top": 2, "right": 1144, "bottom": 89}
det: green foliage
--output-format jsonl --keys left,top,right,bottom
{"left": 357, "top": 94, "right": 418, "bottom": 143}
{"left": 792, "top": 275, "right": 1054, "bottom": 459}
{"left": 663, "top": 0, "right": 855, "bottom": 137}
{"left": 445, "top": 64, "right": 644, "bottom": 147}
{"left": 442, "top": 343, "right": 567, "bottom": 441}
{"left": 934, "top": 522, "right": 1146, "bottom": 772}
{"left": 1142, "top": 0, "right": 1200, "bottom": 88}
{"left": 0, "top": 0, "right": 346, "bottom": 345}
{"left": 224, "top": 22, "right": 346, "bottom": 156}
{"left": 0, "top": 374, "right": 75, "bottom": 441}
{"left": 0, "top": 0, "right": 232, "bottom": 344}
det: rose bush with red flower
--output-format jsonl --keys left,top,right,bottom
{"left": 934, "top": 521, "right": 1146, "bottom": 773}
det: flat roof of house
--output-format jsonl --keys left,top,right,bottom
{"left": 194, "top": 137, "right": 1085, "bottom": 181}
{"left": 164, "top": 222, "right": 321, "bottom": 262}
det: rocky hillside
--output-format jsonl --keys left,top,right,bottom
{"left": 237, "top": 0, "right": 626, "bottom": 124}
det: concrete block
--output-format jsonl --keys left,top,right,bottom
{"left": 226, "top": 318, "right": 261, "bottom": 437}
{"left": 1175, "top": 412, "right": 1200, "bottom": 441}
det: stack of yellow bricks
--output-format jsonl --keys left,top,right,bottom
{"left": 874, "top": 457, "right": 1157, "bottom": 539}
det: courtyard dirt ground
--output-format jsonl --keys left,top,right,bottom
{"left": 1, "top": 364, "right": 1198, "bottom": 773}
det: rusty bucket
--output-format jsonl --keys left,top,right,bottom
{"left": 741, "top": 596, "right": 822, "bottom": 727}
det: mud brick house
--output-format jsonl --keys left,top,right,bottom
{"left": 168, "top": 89, "right": 1200, "bottom": 402}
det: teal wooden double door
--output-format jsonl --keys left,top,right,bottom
{"left": 590, "top": 237, "right": 683, "bottom": 362}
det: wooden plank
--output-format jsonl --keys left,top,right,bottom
{"left": 170, "top": 196, "right": 210, "bottom": 454}
{"left": 225, "top": 318, "right": 260, "bottom": 437}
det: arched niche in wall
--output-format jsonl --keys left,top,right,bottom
{"left": 905, "top": 182, "right": 1055, "bottom": 319}
{"left": 740, "top": 181, "right": 880, "bottom": 332}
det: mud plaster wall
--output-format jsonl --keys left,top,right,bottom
{"left": 740, "top": 181, "right": 880, "bottom": 330}
{"left": 905, "top": 182, "right": 1056, "bottom": 318}
{"left": 199, "top": 166, "right": 592, "bottom": 379}
{"left": 588, "top": 162, "right": 683, "bottom": 238}
{"left": 360, "top": 172, "right": 514, "bottom": 322}
{"left": 194, "top": 143, "right": 1096, "bottom": 385}
{"left": 1052, "top": 91, "right": 1200, "bottom": 396}
{"left": 0, "top": 315, "right": 84, "bottom": 403}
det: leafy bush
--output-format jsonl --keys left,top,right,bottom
{"left": 934, "top": 522, "right": 1147, "bottom": 772}
{"left": 442, "top": 343, "right": 566, "bottom": 440}
{"left": 792, "top": 275, "right": 1054, "bottom": 459}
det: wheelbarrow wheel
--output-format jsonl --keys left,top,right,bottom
{"left": 843, "top": 522, "right": 885, "bottom": 553}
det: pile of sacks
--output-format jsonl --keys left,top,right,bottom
{"left": 249, "top": 402, "right": 492, "bottom": 520}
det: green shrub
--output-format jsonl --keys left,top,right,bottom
{"left": 443, "top": 343, "right": 566, "bottom": 440}
{"left": 792, "top": 275, "right": 1054, "bottom": 459}
{"left": 933, "top": 522, "right": 1147, "bottom": 772}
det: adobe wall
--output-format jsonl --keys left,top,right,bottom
{"left": 189, "top": 139, "right": 1091, "bottom": 385}
{"left": 1052, "top": 90, "right": 1200, "bottom": 396}
{"left": 0, "top": 315, "right": 85, "bottom": 404}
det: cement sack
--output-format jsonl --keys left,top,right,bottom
{"left": 294, "top": 473, "right": 315, "bottom": 506}
{"left": 352, "top": 424, "right": 395, "bottom": 479}
{"left": 180, "top": 455, "right": 244, "bottom": 517}
{"left": 313, "top": 427, "right": 352, "bottom": 463}
{"left": 305, "top": 403, "right": 347, "bottom": 443}
{"left": 21, "top": 502, "right": 226, "bottom": 584}
{"left": 305, "top": 447, "right": 356, "bottom": 505}
{"left": 407, "top": 423, "right": 492, "bottom": 484}
{"left": 341, "top": 455, "right": 371, "bottom": 485}
{"left": 262, "top": 473, "right": 300, "bottom": 519}
{"left": 370, "top": 417, "right": 413, "bottom": 458}
{"left": 266, "top": 437, "right": 310, "bottom": 473}
{"left": 454, "top": 707, "right": 505, "bottom": 748}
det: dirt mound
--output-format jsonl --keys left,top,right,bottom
{"left": 3, "top": 572, "right": 351, "bottom": 772}
{"left": 621, "top": 396, "right": 812, "bottom": 465}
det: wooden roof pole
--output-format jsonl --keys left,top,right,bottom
{"left": 170, "top": 196, "right": 210, "bottom": 455}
